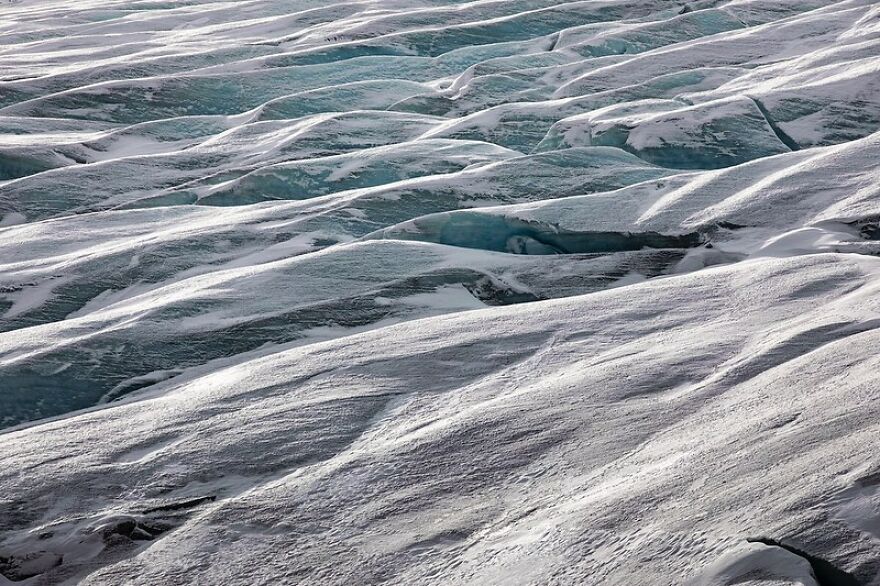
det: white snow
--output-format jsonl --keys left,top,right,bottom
{"left": 0, "top": 0, "right": 879, "bottom": 584}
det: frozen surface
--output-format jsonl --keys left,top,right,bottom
{"left": 1, "top": 0, "right": 879, "bottom": 584}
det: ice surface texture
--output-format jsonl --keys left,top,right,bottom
{"left": 1, "top": 0, "right": 880, "bottom": 584}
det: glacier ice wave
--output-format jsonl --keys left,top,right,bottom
{"left": 1, "top": 0, "right": 879, "bottom": 584}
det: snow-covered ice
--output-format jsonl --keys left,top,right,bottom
{"left": 1, "top": 0, "right": 879, "bottom": 584}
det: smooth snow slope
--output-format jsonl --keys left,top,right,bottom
{"left": 0, "top": 0, "right": 879, "bottom": 584}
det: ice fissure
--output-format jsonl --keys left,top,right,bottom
{"left": 746, "top": 538, "right": 861, "bottom": 586}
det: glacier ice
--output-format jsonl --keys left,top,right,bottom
{"left": 1, "top": 0, "right": 880, "bottom": 584}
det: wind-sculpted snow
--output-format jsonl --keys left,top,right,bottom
{"left": 1, "top": 0, "right": 880, "bottom": 584}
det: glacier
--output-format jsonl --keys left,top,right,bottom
{"left": 1, "top": 0, "right": 880, "bottom": 584}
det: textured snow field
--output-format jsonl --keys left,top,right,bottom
{"left": 1, "top": 0, "right": 880, "bottom": 584}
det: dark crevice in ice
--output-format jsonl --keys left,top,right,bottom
{"left": 141, "top": 495, "right": 217, "bottom": 514}
{"left": 845, "top": 218, "right": 880, "bottom": 241}
{"left": 103, "top": 518, "right": 169, "bottom": 542}
{"left": 746, "top": 537, "right": 861, "bottom": 586}
{"left": 711, "top": 220, "right": 747, "bottom": 231}
{"left": 0, "top": 496, "right": 217, "bottom": 582}
{"left": 380, "top": 213, "right": 705, "bottom": 255}
{"left": 464, "top": 275, "right": 542, "bottom": 305}
{"left": 748, "top": 96, "right": 801, "bottom": 152}
{"left": 0, "top": 552, "right": 63, "bottom": 582}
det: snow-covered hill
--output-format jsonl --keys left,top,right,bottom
{"left": 1, "top": 0, "right": 879, "bottom": 584}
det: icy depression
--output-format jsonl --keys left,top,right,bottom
{"left": 1, "top": 0, "right": 880, "bottom": 584}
